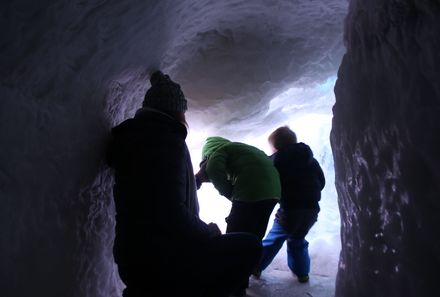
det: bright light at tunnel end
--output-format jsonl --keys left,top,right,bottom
{"left": 187, "top": 76, "right": 340, "bottom": 252}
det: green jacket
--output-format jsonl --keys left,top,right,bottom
{"left": 202, "top": 136, "right": 281, "bottom": 202}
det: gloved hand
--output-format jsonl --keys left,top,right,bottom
{"left": 207, "top": 223, "right": 222, "bottom": 237}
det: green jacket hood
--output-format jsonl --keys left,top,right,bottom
{"left": 202, "top": 136, "right": 231, "bottom": 160}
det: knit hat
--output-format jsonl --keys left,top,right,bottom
{"left": 142, "top": 71, "right": 187, "bottom": 113}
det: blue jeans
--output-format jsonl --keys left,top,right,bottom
{"left": 259, "top": 209, "right": 318, "bottom": 277}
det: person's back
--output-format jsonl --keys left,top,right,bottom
{"left": 205, "top": 139, "right": 281, "bottom": 202}
{"left": 108, "top": 109, "right": 206, "bottom": 263}
{"left": 273, "top": 142, "right": 325, "bottom": 211}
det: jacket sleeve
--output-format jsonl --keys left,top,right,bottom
{"left": 313, "top": 159, "right": 326, "bottom": 190}
{"left": 205, "top": 149, "right": 233, "bottom": 199}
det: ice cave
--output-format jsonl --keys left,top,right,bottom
{"left": 1, "top": 1, "right": 439, "bottom": 297}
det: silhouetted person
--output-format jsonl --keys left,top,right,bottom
{"left": 254, "top": 126, "right": 325, "bottom": 283}
{"left": 106, "top": 71, "right": 261, "bottom": 297}
{"left": 195, "top": 136, "right": 281, "bottom": 296}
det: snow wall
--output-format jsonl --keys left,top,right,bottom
{"left": 1, "top": 0, "right": 438, "bottom": 297}
{"left": 331, "top": 1, "right": 440, "bottom": 296}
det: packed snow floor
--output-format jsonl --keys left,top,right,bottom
{"left": 248, "top": 243, "right": 337, "bottom": 297}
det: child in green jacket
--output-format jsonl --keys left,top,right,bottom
{"left": 195, "top": 136, "right": 281, "bottom": 296}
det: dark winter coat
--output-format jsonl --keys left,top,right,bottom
{"left": 272, "top": 143, "right": 325, "bottom": 226}
{"left": 106, "top": 108, "right": 212, "bottom": 265}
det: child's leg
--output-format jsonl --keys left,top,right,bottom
{"left": 286, "top": 236, "right": 310, "bottom": 277}
{"left": 258, "top": 220, "right": 289, "bottom": 272}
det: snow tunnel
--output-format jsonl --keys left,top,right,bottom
{"left": 1, "top": 1, "right": 439, "bottom": 297}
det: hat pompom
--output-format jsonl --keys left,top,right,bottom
{"left": 150, "top": 70, "right": 166, "bottom": 86}
{"left": 142, "top": 71, "right": 187, "bottom": 113}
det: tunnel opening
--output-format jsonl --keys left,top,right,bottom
{"left": 185, "top": 74, "right": 341, "bottom": 294}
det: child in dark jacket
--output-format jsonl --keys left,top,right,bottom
{"left": 254, "top": 126, "right": 325, "bottom": 283}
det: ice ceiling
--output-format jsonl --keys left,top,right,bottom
{"left": 2, "top": 1, "right": 440, "bottom": 297}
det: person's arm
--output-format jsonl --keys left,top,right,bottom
{"left": 195, "top": 160, "right": 209, "bottom": 189}
{"left": 205, "top": 149, "right": 233, "bottom": 199}
{"left": 316, "top": 160, "right": 326, "bottom": 190}
{"left": 145, "top": 134, "right": 214, "bottom": 242}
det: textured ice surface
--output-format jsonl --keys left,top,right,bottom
{"left": 331, "top": 1, "right": 440, "bottom": 296}
{"left": 0, "top": 1, "right": 349, "bottom": 297}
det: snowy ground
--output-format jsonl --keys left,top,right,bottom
{"left": 249, "top": 241, "right": 338, "bottom": 297}
{"left": 249, "top": 251, "right": 337, "bottom": 297}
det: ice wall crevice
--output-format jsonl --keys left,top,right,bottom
{"left": 331, "top": 1, "right": 440, "bottom": 296}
